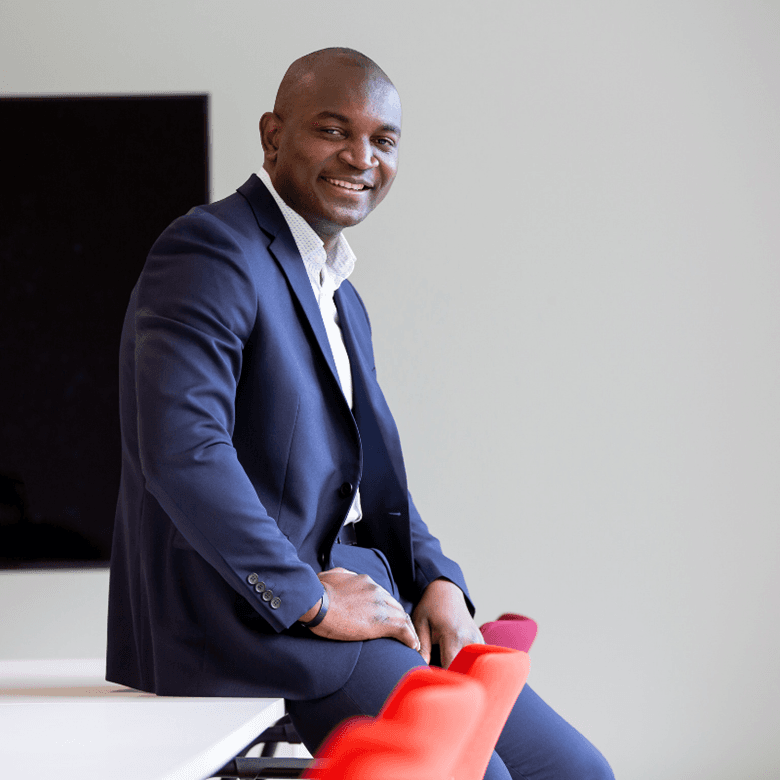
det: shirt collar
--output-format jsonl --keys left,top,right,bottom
{"left": 257, "top": 166, "right": 355, "bottom": 290}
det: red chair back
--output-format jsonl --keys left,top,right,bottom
{"left": 448, "top": 644, "right": 530, "bottom": 780}
{"left": 305, "top": 666, "right": 486, "bottom": 780}
{"left": 306, "top": 643, "right": 531, "bottom": 780}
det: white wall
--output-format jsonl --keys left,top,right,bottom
{"left": 2, "top": 2, "right": 779, "bottom": 778}
{"left": 0, "top": 569, "right": 109, "bottom": 659}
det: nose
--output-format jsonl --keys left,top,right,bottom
{"left": 338, "top": 136, "right": 378, "bottom": 170}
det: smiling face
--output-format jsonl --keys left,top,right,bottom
{"left": 260, "top": 59, "right": 402, "bottom": 250}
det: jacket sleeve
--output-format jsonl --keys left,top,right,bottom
{"left": 408, "top": 491, "right": 475, "bottom": 616}
{"left": 133, "top": 209, "right": 323, "bottom": 631}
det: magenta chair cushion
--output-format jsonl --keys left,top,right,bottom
{"left": 480, "top": 613, "right": 538, "bottom": 653}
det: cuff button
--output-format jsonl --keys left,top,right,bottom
{"left": 247, "top": 573, "right": 259, "bottom": 585}
{"left": 270, "top": 597, "right": 281, "bottom": 609}
{"left": 262, "top": 590, "right": 273, "bottom": 602}
{"left": 254, "top": 582, "right": 266, "bottom": 593}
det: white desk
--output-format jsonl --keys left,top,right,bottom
{"left": 0, "top": 658, "right": 285, "bottom": 780}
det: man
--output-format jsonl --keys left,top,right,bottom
{"left": 107, "top": 48, "right": 613, "bottom": 779}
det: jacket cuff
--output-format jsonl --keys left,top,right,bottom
{"left": 239, "top": 565, "right": 325, "bottom": 632}
{"left": 413, "top": 562, "right": 475, "bottom": 618}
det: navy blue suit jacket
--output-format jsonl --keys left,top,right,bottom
{"left": 106, "top": 175, "right": 471, "bottom": 699}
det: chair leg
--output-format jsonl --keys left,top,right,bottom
{"left": 236, "top": 713, "right": 303, "bottom": 758}
{"left": 211, "top": 757, "right": 315, "bottom": 779}
{"left": 260, "top": 740, "right": 278, "bottom": 757}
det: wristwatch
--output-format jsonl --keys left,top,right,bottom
{"left": 298, "top": 588, "right": 329, "bottom": 628}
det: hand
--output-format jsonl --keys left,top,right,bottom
{"left": 305, "top": 567, "right": 420, "bottom": 651}
{"left": 412, "top": 578, "right": 484, "bottom": 668}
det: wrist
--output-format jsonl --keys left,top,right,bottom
{"left": 427, "top": 577, "right": 460, "bottom": 596}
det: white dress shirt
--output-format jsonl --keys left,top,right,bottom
{"left": 257, "top": 166, "right": 362, "bottom": 527}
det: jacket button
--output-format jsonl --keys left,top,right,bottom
{"left": 247, "top": 573, "right": 259, "bottom": 585}
{"left": 254, "top": 582, "right": 266, "bottom": 593}
{"left": 271, "top": 597, "right": 281, "bottom": 609}
{"left": 339, "top": 482, "right": 353, "bottom": 498}
{"left": 262, "top": 590, "right": 273, "bottom": 602}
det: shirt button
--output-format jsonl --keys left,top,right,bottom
{"left": 247, "top": 573, "right": 259, "bottom": 585}
{"left": 271, "top": 597, "right": 281, "bottom": 609}
{"left": 262, "top": 590, "right": 274, "bottom": 602}
{"left": 339, "top": 482, "right": 353, "bottom": 498}
{"left": 254, "top": 582, "right": 266, "bottom": 593}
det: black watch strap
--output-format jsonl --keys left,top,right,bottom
{"left": 299, "top": 588, "right": 329, "bottom": 629}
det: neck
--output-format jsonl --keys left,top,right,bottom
{"left": 261, "top": 163, "right": 342, "bottom": 255}
{"left": 321, "top": 232, "right": 340, "bottom": 256}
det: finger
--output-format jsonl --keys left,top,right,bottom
{"left": 407, "top": 613, "right": 421, "bottom": 651}
{"left": 395, "top": 612, "right": 420, "bottom": 652}
{"left": 438, "top": 636, "right": 463, "bottom": 670}
{"left": 415, "top": 618, "right": 433, "bottom": 664}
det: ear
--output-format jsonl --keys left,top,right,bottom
{"left": 259, "top": 112, "right": 282, "bottom": 162}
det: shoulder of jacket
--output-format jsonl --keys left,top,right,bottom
{"left": 158, "top": 190, "right": 272, "bottom": 254}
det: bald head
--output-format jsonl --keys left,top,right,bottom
{"left": 274, "top": 48, "right": 396, "bottom": 119}
{"left": 259, "top": 48, "right": 402, "bottom": 250}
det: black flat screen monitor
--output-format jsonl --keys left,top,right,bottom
{"left": 0, "top": 94, "right": 210, "bottom": 567}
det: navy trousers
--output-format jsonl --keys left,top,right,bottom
{"left": 286, "top": 545, "right": 614, "bottom": 780}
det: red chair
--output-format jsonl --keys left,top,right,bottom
{"left": 305, "top": 645, "right": 530, "bottom": 780}
{"left": 304, "top": 665, "right": 486, "bottom": 780}
{"left": 448, "top": 645, "right": 530, "bottom": 780}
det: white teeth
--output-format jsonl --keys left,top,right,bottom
{"left": 325, "top": 178, "right": 365, "bottom": 191}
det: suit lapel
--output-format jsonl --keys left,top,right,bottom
{"left": 237, "top": 174, "right": 414, "bottom": 580}
{"left": 336, "top": 287, "right": 414, "bottom": 578}
{"left": 237, "top": 175, "right": 342, "bottom": 390}
{"left": 238, "top": 175, "right": 409, "bottom": 506}
{"left": 335, "top": 287, "right": 409, "bottom": 499}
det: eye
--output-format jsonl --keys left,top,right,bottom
{"left": 374, "top": 137, "right": 396, "bottom": 149}
{"left": 321, "top": 127, "right": 344, "bottom": 137}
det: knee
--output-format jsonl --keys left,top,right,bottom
{"left": 543, "top": 733, "right": 614, "bottom": 780}
{"left": 501, "top": 739, "right": 614, "bottom": 780}
{"left": 570, "top": 743, "right": 614, "bottom": 780}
